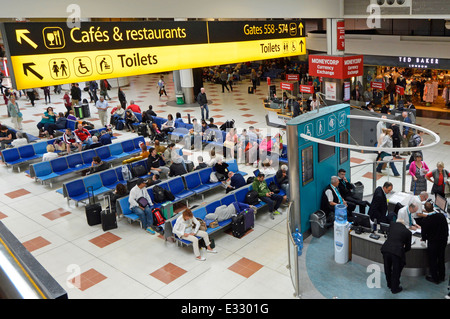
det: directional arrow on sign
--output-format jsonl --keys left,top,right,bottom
{"left": 299, "top": 39, "right": 304, "bottom": 52}
{"left": 16, "top": 29, "right": 38, "bottom": 49}
{"left": 299, "top": 23, "right": 304, "bottom": 36}
{"left": 23, "top": 63, "right": 43, "bottom": 80}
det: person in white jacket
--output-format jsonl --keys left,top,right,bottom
{"left": 173, "top": 208, "right": 217, "bottom": 261}
{"left": 129, "top": 178, "right": 156, "bottom": 234}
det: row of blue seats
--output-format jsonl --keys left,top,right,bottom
{"left": 1, "top": 138, "right": 59, "bottom": 172}
{"left": 116, "top": 166, "right": 226, "bottom": 224}
{"left": 168, "top": 174, "right": 285, "bottom": 247}
{"left": 1, "top": 124, "right": 116, "bottom": 171}
{"left": 61, "top": 166, "right": 127, "bottom": 206}
{"left": 29, "top": 136, "right": 145, "bottom": 187}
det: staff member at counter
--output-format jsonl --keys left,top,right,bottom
{"left": 421, "top": 201, "right": 449, "bottom": 285}
{"left": 380, "top": 219, "right": 412, "bottom": 294}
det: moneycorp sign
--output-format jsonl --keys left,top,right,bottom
{"left": 1, "top": 20, "right": 306, "bottom": 90}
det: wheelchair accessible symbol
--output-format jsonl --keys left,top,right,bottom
{"left": 304, "top": 123, "right": 313, "bottom": 140}
{"left": 73, "top": 56, "right": 93, "bottom": 77}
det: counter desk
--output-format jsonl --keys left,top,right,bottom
{"left": 350, "top": 223, "right": 450, "bottom": 277}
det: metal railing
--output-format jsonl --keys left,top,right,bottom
{"left": 350, "top": 158, "right": 407, "bottom": 196}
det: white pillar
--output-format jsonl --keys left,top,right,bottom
{"left": 175, "top": 18, "right": 194, "bottom": 104}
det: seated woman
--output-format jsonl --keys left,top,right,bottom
{"left": 173, "top": 208, "right": 217, "bottom": 261}
{"left": 42, "top": 144, "right": 59, "bottom": 161}
{"left": 161, "top": 114, "right": 175, "bottom": 134}
{"left": 44, "top": 112, "right": 67, "bottom": 138}
{"left": 124, "top": 109, "right": 139, "bottom": 132}
{"left": 110, "top": 183, "right": 129, "bottom": 217}
{"left": 37, "top": 107, "right": 56, "bottom": 136}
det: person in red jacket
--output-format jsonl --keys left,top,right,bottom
{"left": 126, "top": 100, "right": 141, "bottom": 113}
{"left": 74, "top": 123, "right": 93, "bottom": 148}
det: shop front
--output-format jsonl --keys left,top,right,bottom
{"left": 361, "top": 54, "right": 450, "bottom": 119}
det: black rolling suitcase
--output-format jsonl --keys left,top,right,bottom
{"left": 85, "top": 186, "right": 102, "bottom": 226}
{"left": 185, "top": 160, "right": 194, "bottom": 172}
{"left": 248, "top": 86, "right": 254, "bottom": 94}
{"left": 137, "top": 123, "right": 149, "bottom": 137}
{"left": 101, "top": 194, "right": 117, "bottom": 231}
{"left": 231, "top": 214, "right": 246, "bottom": 238}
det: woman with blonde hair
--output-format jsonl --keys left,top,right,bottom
{"left": 173, "top": 209, "right": 217, "bottom": 261}
{"left": 42, "top": 144, "right": 59, "bottom": 161}
{"left": 426, "top": 161, "right": 450, "bottom": 199}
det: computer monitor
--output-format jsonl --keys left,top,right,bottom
{"left": 435, "top": 194, "right": 447, "bottom": 212}
{"left": 379, "top": 222, "right": 390, "bottom": 235}
{"left": 352, "top": 212, "right": 371, "bottom": 230}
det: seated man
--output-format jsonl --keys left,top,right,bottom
{"left": 0, "top": 125, "right": 16, "bottom": 150}
{"left": 321, "top": 176, "right": 355, "bottom": 224}
{"left": 337, "top": 169, "right": 370, "bottom": 214}
{"left": 74, "top": 123, "right": 92, "bottom": 148}
{"left": 368, "top": 181, "right": 395, "bottom": 224}
{"left": 128, "top": 178, "right": 156, "bottom": 234}
{"left": 194, "top": 156, "right": 207, "bottom": 171}
{"left": 252, "top": 173, "right": 286, "bottom": 220}
{"left": 275, "top": 164, "right": 289, "bottom": 201}
{"left": 62, "top": 128, "right": 82, "bottom": 154}
{"left": 87, "top": 156, "right": 109, "bottom": 175}
{"left": 225, "top": 171, "right": 246, "bottom": 193}
{"left": 87, "top": 135, "right": 102, "bottom": 149}
{"left": 147, "top": 147, "right": 170, "bottom": 178}
{"left": 397, "top": 199, "right": 421, "bottom": 231}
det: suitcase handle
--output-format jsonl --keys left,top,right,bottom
{"left": 87, "top": 186, "right": 95, "bottom": 205}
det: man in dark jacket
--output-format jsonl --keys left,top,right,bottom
{"left": 197, "top": 87, "right": 209, "bottom": 121}
{"left": 87, "top": 156, "right": 109, "bottom": 175}
{"left": 368, "top": 182, "right": 394, "bottom": 224}
{"left": 337, "top": 168, "right": 370, "bottom": 215}
{"left": 169, "top": 158, "right": 187, "bottom": 177}
{"left": 380, "top": 220, "right": 412, "bottom": 294}
{"left": 225, "top": 171, "right": 246, "bottom": 193}
{"left": 421, "top": 202, "right": 449, "bottom": 284}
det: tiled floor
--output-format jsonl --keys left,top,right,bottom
{"left": 0, "top": 73, "right": 449, "bottom": 299}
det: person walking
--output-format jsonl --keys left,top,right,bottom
{"left": 376, "top": 128, "right": 400, "bottom": 177}
{"left": 220, "top": 69, "right": 229, "bottom": 93}
{"left": 41, "top": 86, "right": 51, "bottom": 104}
{"left": 7, "top": 95, "right": 23, "bottom": 130}
{"left": 380, "top": 219, "right": 412, "bottom": 294}
{"left": 197, "top": 87, "right": 209, "bottom": 121}
{"left": 95, "top": 96, "right": 109, "bottom": 127}
{"left": 157, "top": 75, "right": 168, "bottom": 98}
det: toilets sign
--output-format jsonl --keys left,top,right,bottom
{"left": 1, "top": 20, "right": 305, "bottom": 90}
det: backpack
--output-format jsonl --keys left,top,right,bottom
{"left": 153, "top": 185, "right": 166, "bottom": 203}
{"left": 164, "top": 188, "right": 175, "bottom": 201}
{"left": 152, "top": 208, "right": 166, "bottom": 227}
{"left": 268, "top": 181, "right": 280, "bottom": 194}
{"left": 245, "top": 190, "right": 259, "bottom": 205}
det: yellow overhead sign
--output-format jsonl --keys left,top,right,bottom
{"left": 11, "top": 37, "right": 305, "bottom": 90}
{"left": 1, "top": 21, "right": 306, "bottom": 90}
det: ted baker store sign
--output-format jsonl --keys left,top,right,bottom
{"left": 398, "top": 56, "right": 440, "bottom": 69}
{"left": 309, "top": 55, "right": 364, "bottom": 80}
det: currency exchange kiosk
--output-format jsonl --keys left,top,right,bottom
{"left": 286, "top": 104, "right": 351, "bottom": 235}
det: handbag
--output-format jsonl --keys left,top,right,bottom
{"left": 224, "top": 140, "right": 235, "bottom": 149}
{"left": 195, "top": 218, "right": 207, "bottom": 231}
{"left": 137, "top": 197, "right": 149, "bottom": 207}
